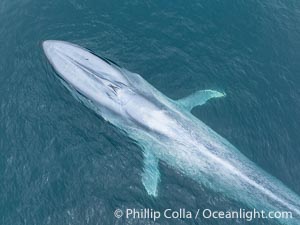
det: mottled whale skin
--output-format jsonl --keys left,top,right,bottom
{"left": 43, "top": 40, "right": 300, "bottom": 224}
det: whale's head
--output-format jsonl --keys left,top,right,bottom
{"left": 42, "top": 40, "right": 131, "bottom": 116}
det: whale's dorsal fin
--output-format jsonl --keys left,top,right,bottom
{"left": 141, "top": 146, "right": 160, "bottom": 197}
{"left": 177, "top": 89, "right": 225, "bottom": 111}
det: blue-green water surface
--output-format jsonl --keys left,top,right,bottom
{"left": 0, "top": 1, "right": 300, "bottom": 225}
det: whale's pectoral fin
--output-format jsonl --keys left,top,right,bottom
{"left": 141, "top": 147, "right": 160, "bottom": 197}
{"left": 177, "top": 89, "right": 225, "bottom": 111}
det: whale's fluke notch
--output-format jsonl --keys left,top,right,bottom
{"left": 177, "top": 89, "right": 226, "bottom": 111}
{"left": 141, "top": 146, "right": 161, "bottom": 197}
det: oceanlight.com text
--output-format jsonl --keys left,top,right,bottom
{"left": 114, "top": 208, "right": 293, "bottom": 222}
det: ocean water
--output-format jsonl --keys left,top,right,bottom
{"left": 1, "top": 0, "right": 300, "bottom": 225}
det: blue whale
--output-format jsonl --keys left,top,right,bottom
{"left": 43, "top": 40, "right": 300, "bottom": 224}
